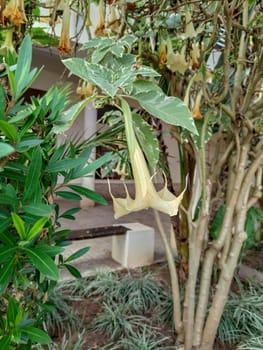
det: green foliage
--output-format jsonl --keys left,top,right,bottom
{"left": 0, "top": 296, "right": 51, "bottom": 348}
{"left": 42, "top": 283, "right": 81, "bottom": 338}
{"left": 210, "top": 205, "right": 225, "bottom": 240}
{"left": 237, "top": 336, "right": 263, "bottom": 350}
{"left": 218, "top": 286, "right": 263, "bottom": 346}
{"left": 91, "top": 301, "right": 149, "bottom": 341}
{"left": 244, "top": 207, "right": 263, "bottom": 249}
{"left": 0, "top": 35, "right": 110, "bottom": 347}
{"left": 117, "top": 329, "right": 171, "bottom": 350}
{"left": 210, "top": 205, "right": 263, "bottom": 249}
{"left": 62, "top": 36, "right": 197, "bottom": 174}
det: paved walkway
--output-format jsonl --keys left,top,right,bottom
{"left": 58, "top": 200, "right": 171, "bottom": 280}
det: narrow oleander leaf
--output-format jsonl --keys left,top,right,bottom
{"left": 64, "top": 247, "right": 90, "bottom": 263}
{"left": 26, "top": 217, "right": 48, "bottom": 241}
{"left": 62, "top": 264, "right": 82, "bottom": 279}
{"left": 0, "top": 143, "right": 14, "bottom": 158}
{"left": 0, "top": 247, "right": 17, "bottom": 263}
{"left": 23, "top": 147, "right": 42, "bottom": 200}
{"left": 11, "top": 213, "right": 26, "bottom": 240}
{"left": 22, "top": 203, "right": 53, "bottom": 217}
{"left": 0, "top": 334, "right": 11, "bottom": 348}
{"left": 46, "top": 157, "right": 86, "bottom": 173}
{"left": 0, "top": 120, "right": 17, "bottom": 142}
{"left": 67, "top": 185, "right": 107, "bottom": 205}
{"left": 72, "top": 152, "right": 112, "bottom": 178}
{"left": 24, "top": 248, "right": 59, "bottom": 281}
{"left": 22, "top": 327, "right": 51, "bottom": 344}
{"left": 55, "top": 191, "right": 82, "bottom": 201}
{"left": 0, "top": 257, "right": 15, "bottom": 295}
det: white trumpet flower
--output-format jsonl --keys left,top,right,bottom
{"left": 110, "top": 98, "right": 186, "bottom": 219}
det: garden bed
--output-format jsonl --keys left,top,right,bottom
{"left": 47, "top": 249, "right": 263, "bottom": 350}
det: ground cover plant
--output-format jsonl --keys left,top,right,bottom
{"left": 32, "top": 264, "right": 263, "bottom": 349}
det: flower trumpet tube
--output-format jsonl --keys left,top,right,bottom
{"left": 158, "top": 38, "right": 167, "bottom": 69}
{"left": 192, "top": 89, "right": 203, "bottom": 120}
{"left": 58, "top": 0, "right": 71, "bottom": 56}
{"left": 108, "top": 5, "right": 120, "bottom": 33}
{"left": 0, "top": 28, "right": 16, "bottom": 55}
{"left": 95, "top": 0, "right": 106, "bottom": 37}
{"left": 110, "top": 98, "right": 186, "bottom": 219}
{"left": 184, "top": 7, "right": 196, "bottom": 39}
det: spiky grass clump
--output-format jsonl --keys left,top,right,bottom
{"left": 117, "top": 327, "right": 172, "bottom": 350}
{"left": 42, "top": 282, "right": 81, "bottom": 337}
{"left": 115, "top": 271, "right": 165, "bottom": 314}
{"left": 91, "top": 301, "right": 153, "bottom": 340}
{"left": 70, "top": 269, "right": 166, "bottom": 314}
{"left": 66, "top": 270, "right": 120, "bottom": 299}
{"left": 157, "top": 290, "right": 174, "bottom": 327}
{"left": 32, "top": 330, "right": 85, "bottom": 350}
{"left": 237, "top": 336, "right": 263, "bottom": 350}
{"left": 218, "top": 286, "right": 263, "bottom": 346}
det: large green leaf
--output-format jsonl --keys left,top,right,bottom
{"left": 0, "top": 184, "right": 18, "bottom": 209}
{"left": 22, "top": 327, "right": 51, "bottom": 344}
{"left": 52, "top": 98, "right": 94, "bottom": 134}
{"left": 0, "top": 120, "right": 17, "bottom": 142}
{"left": 133, "top": 80, "right": 198, "bottom": 135}
{"left": 0, "top": 335, "right": 11, "bottom": 348}
{"left": 7, "top": 296, "right": 19, "bottom": 325}
{"left": 14, "top": 35, "right": 38, "bottom": 99}
{"left": 23, "top": 147, "right": 42, "bottom": 200}
{"left": 0, "top": 84, "right": 6, "bottom": 118}
{"left": 67, "top": 185, "right": 107, "bottom": 205}
{"left": 0, "top": 247, "right": 17, "bottom": 264}
{"left": 16, "top": 138, "right": 43, "bottom": 152}
{"left": 15, "top": 35, "right": 32, "bottom": 85}
{"left": 63, "top": 58, "right": 117, "bottom": 97}
{"left": 46, "top": 157, "right": 86, "bottom": 173}
{"left": 26, "top": 217, "right": 48, "bottom": 241}
{"left": 11, "top": 213, "right": 26, "bottom": 240}
{"left": 0, "top": 257, "right": 15, "bottom": 294}
{"left": 55, "top": 191, "right": 82, "bottom": 201}
{"left": 22, "top": 203, "right": 53, "bottom": 217}
{"left": 132, "top": 113, "right": 159, "bottom": 172}
{"left": 0, "top": 143, "right": 14, "bottom": 158}
{"left": 64, "top": 247, "right": 90, "bottom": 263}
{"left": 72, "top": 152, "right": 112, "bottom": 178}
{"left": 36, "top": 245, "right": 64, "bottom": 256}
{"left": 62, "top": 264, "right": 82, "bottom": 279}
{"left": 24, "top": 248, "right": 59, "bottom": 281}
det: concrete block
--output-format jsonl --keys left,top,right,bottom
{"left": 112, "top": 223, "right": 155, "bottom": 268}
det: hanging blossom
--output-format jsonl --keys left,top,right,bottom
{"left": 85, "top": 1, "right": 92, "bottom": 27}
{"left": 108, "top": 5, "right": 120, "bottom": 33}
{"left": 166, "top": 37, "right": 189, "bottom": 74}
{"left": 158, "top": 38, "right": 167, "bottom": 69}
{"left": 3, "top": 0, "right": 27, "bottom": 26}
{"left": 110, "top": 98, "right": 186, "bottom": 219}
{"left": 192, "top": 89, "right": 203, "bottom": 120}
{"left": 184, "top": 7, "right": 196, "bottom": 39}
{"left": 58, "top": 0, "right": 71, "bottom": 56}
{"left": 95, "top": 0, "right": 107, "bottom": 37}
{"left": 0, "top": 28, "right": 16, "bottom": 55}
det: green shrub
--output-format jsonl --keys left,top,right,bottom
{"left": 0, "top": 35, "right": 110, "bottom": 348}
